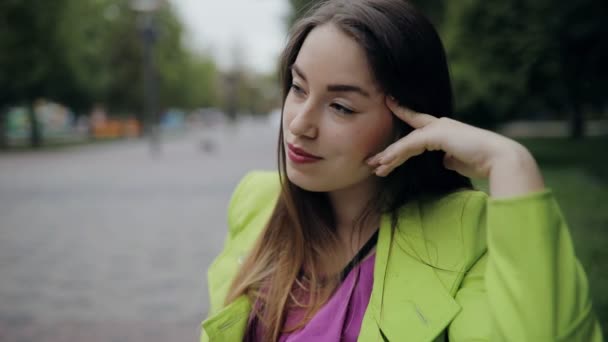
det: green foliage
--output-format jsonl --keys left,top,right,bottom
{"left": 409, "top": 0, "right": 446, "bottom": 27}
{"left": 441, "top": 0, "right": 608, "bottom": 130}
{"left": 0, "top": 0, "right": 71, "bottom": 105}
{"left": 154, "top": 7, "right": 219, "bottom": 111}
{"left": 0, "top": 0, "right": 220, "bottom": 115}
{"left": 54, "top": 0, "right": 117, "bottom": 111}
{"left": 0, "top": 0, "right": 73, "bottom": 147}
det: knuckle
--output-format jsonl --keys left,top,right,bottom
{"left": 437, "top": 116, "right": 451, "bottom": 125}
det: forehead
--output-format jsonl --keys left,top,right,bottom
{"left": 294, "top": 23, "right": 378, "bottom": 90}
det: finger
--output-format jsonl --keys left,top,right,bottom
{"left": 374, "top": 164, "right": 392, "bottom": 177}
{"left": 373, "top": 129, "right": 434, "bottom": 175}
{"left": 386, "top": 96, "right": 437, "bottom": 129}
{"left": 442, "top": 153, "right": 462, "bottom": 172}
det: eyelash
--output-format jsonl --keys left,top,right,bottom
{"left": 290, "top": 83, "right": 305, "bottom": 95}
{"left": 330, "top": 103, "right": 355, "bottom": 115}
{"left": 290, "top": 83, "right": 356, "bottom": 115}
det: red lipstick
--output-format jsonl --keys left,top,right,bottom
{"left": 287, "top": 143, "right": 322, "bottom": 164}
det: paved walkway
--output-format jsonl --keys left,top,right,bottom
{"left": 0, "top": 118, "right": 277, "bottom": 341}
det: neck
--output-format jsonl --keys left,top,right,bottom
{"left": 328, "top": 177, "right": 380, "bottom": 250}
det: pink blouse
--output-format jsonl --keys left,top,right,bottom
{"left": 245, "top": 253, "right": 376, "bottom": 341}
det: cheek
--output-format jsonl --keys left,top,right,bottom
{"left": 352, "top": 114, "right": 393, "bottom": 158}
{"left": 282, "top": 97, "right": 297, "bottom": 132}
{"left": 281, "top": 112, "right": 292, "bottom": 137}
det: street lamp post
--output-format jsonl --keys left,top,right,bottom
{"left": 131, "top": 0, "right": 163, "bottom": 156}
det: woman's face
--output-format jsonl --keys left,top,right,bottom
{"left": 283, "top": 23, "right": 394, "bottom": 193}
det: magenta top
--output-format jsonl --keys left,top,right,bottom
{"left": 245, "top": 253, "right": 375, "bottom": 342}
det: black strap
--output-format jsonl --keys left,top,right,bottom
{"left": 340, "top": 229, "right": 379, "bottom": 280}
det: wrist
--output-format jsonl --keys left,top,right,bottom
{"left": 488, "top": 142, "right": 545, "bottom": 199}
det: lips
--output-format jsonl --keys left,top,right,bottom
{"left": 286, "top": 143, "right": 322, "bottom": 164}
{"left": 287, "top": 144, "right": 321, "bottom": 158}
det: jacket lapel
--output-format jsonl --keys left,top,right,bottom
{"left": 359, "top": 202, "right": 461, "bottom": 341}
{"left": 202, "top": 295, "right": 251, "bottom": 342}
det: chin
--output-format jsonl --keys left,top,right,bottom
{"left": 285, "top": 166, "right": 332, "bottom": 192}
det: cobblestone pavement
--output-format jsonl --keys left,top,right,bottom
{"left": 0, "top": 119, "right": 277, "bottom": 341}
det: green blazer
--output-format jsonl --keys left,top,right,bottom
{"left": 201, "top": 171, "right": 602, "bottom": 341}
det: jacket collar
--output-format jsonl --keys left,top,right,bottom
{"left": 202, "top": 201, "right": 461, "bottom": 342}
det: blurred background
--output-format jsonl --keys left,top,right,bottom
{"left": 0, "top": 0, "right": 606, "bottom": 340}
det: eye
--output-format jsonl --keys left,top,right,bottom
{"left": 290, "top": 83, "right": 305, "bottom": 96}
{"left": 330, "top": 103, "right": 355, "bottom": 115}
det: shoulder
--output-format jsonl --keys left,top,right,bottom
{"left": 419, "top": 189, "right": 487, "bottom": 221}
{"left": 415, "top": 190, "right": 488, "bottom": 272}
{"left": 226, "top": 170, "right": 280, "bottom": 239}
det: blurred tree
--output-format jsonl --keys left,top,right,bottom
{"left": 0, "top": 0, "right": 71, "bottom": 148}
{"left": 154, "top": 5, "right": 220, "bottom": 111}
{"left": 68, "top": 1, "right": 219, "bottom": 120}
{"left": 0, "top": 0, "right": 220, "bottom": 147}
{"left": 410, "top": 0, "right": 446, "bottom": 27}
{"left": 442, "top": 0, "right": 608, "bottom": 137}
{"left": 54, "top": 0, "right": 117, "bottom": 113}
{"left": 235, "top": 72, "right": 280, "bottom": 116}
{"left": 220, "top": 38, "right": 280, "bottom": 118}
{"left": 161, "top": 51, "right": 219, "bottom": 111}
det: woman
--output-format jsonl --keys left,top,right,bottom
{"left": 201, "top": 0, "right": 603, "bottom": 341}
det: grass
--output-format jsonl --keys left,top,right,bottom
{"left": 475, "top": 136, "right": 608, "bottom": 334}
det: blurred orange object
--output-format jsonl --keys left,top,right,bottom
{"left": 92, "top": 119, "right": 140, "bottom": 139}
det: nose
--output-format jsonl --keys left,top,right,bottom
{"left": 287, "top": 103, "right": 318, "bottom": 139}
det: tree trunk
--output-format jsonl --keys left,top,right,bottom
{"left": 570, "top": 102, "right": 584, "bottom": 140}
{"left": 27, "top": 103, "right": 42, "bottom": 148}
{"left": 560, "top": 45, "right": 586, "bottom": 140}
{"left": 0, "top": 108, "right": 7, "bottom": 149}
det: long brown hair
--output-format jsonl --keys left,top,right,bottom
{"left": 225, "top": 1, "right": 472, "bottom": 340}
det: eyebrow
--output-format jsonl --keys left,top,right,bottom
{"left": 291, "top": 64, "right": 371, "bottom": 98}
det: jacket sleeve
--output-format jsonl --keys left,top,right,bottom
{"left": 205, "top": 172, "right": 255, "bottom": 318}
{"left": 201, "top": 171, "right": 279, "bottom": 342}
{"left": 449, "top": 190, "right": 603, "bottom": 341}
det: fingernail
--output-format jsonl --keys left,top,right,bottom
{"left": 367, "top": 154, "right": 380, "bottom": 165}
{"left": 375, "top": 166, "right": 387, "bottom": 177}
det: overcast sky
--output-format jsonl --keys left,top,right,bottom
{"left": 170, "top": 0, "right": 290, "bottom": 74}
